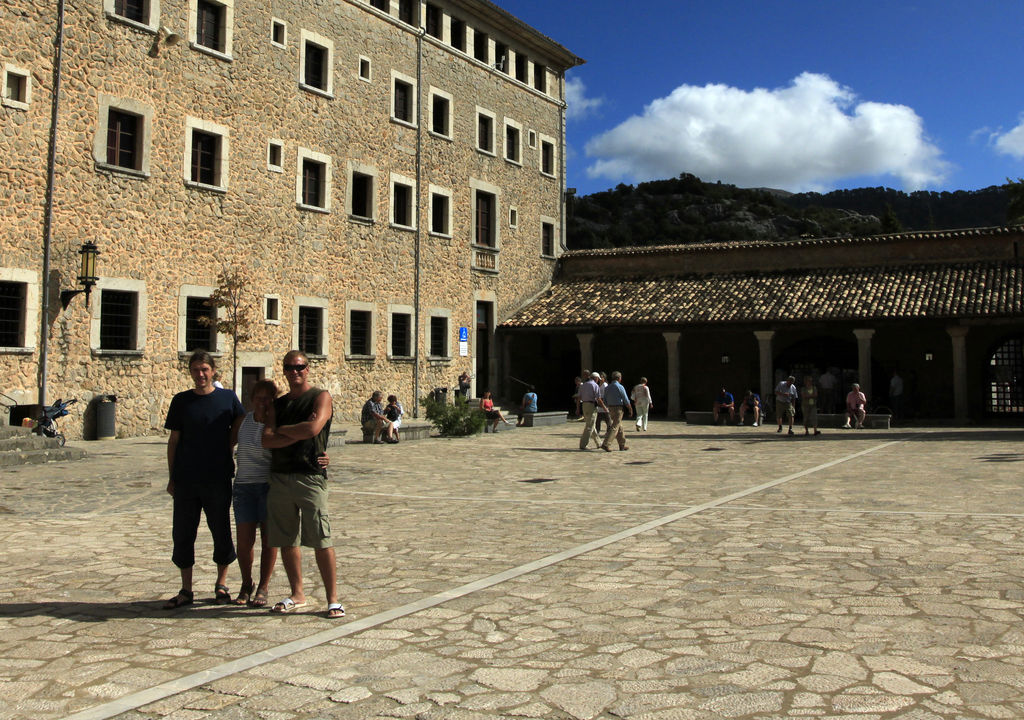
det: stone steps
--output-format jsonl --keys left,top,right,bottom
{"left": 0, "top": 425, "right": 86, "bottom": 466}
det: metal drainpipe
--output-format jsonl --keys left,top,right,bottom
{"left": 412, "top": 26, "right": 424, "bottom": 417}
{"left": 38, "top": 0, "right": 67, "bottom": 408}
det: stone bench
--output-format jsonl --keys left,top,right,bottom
{"left": 515, "top": 411, "right": 570, "bottom": 427}
{"left": 686, "top": 410, "right": 890, "bottom": 429}
{"left": 357, "top": 421, "right": 433, "bottom": 443}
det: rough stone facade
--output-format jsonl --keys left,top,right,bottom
{"left": 0, "top": 0, "right": 583, "bottom": 437}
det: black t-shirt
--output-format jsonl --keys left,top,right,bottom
{"left": 164, "top": 387, "right": 244, "bottom": 485}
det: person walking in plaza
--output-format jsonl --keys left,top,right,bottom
{"left": 801, "top": 375, "right": 821, "bottom": 436}
{"left": 775, "top": 375, "right": 798, "bottom": 436}
{"left": 631, "top": 377, "right": 652, "bottom": 431}
{"left": 260, "top": 350, "right": 344, "bottom": 619}
{"left": 601, "top": 371, "right": 632, "bottom": 451}
{"left": 162, "top": 350, "right": 244, "bottom": 609}
{"left": 578, "top": 372, "right": 606, "bottom": 450}
{"left": 844, "top": 382, "right": 867, "bottom": 429}
{"left": 595, "top": 372, "right": 609, "bottom": 433}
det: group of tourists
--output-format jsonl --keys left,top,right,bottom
{"left": 163, "top": 349, "right": 343, "bottom": 619}
{"left": 574, "top": 370, "right": 653, "bottom": 451}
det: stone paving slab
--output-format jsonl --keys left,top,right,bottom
{"left": 1, "top": 424, "right": 1023, "bottom": 719}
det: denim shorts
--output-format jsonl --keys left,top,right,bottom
{"left": 232, "top": 482, "right": 269, "bottom": 525}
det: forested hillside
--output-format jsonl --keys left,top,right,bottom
{"left": 566, "top": 174, "right": 1018, "bottom": 250}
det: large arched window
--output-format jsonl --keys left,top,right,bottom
{"left": 988, "top": 336, "right": 1024, "bottom": 414}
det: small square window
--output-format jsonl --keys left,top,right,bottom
{"left": 429, "top": 316, "right": 448, "bottom": 357}
{"left": 2, "top": 66, "right": 30, "bottom": 109}
{"left": 271, "top": 18, "right": 286, "bottom": 47}
{"left": 112, "top": 0, "right": 148, "bottom": 24}
{"left": 267, "top": 140, "right": 283, "bottom": 171}
{"left": 265, "top": 296, "right": 280, "bottom": 322}
{"left": 528, "top": 130, "right": 537, "bottom": 149}
{"left": 300, "top": 31, "right": 334, "bottom": 96}
{"left": 509, "top": 207, "right": 518, "bottom": 228}
{"left": 359, "top": 57, "right": 371, "bottom": 82}
{"left": 95, "top": 96, "right": 153, "bottom": 176}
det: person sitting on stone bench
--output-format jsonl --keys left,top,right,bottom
{"left": 713, "top": 386, "right": 736, "bottom": 424}
{"left": 738, "top": 390, "right": 761, "bottom": 427}
{"left": 361, "top": 390, "right": 390, "bottom": 444}
{"left": 843, "top": 383, "right": 867, "bottom": 429}
{"left": 383, "top": 395, "right": 403, "bottom": 443}
{"left": 517, "top": 386, "right": 538, "bottom": 426}
{"left": 479, "top": 391, "right": 512, "bottom": 432}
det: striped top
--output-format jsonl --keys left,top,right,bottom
{"left": 235, "top": 412, "right": 271, "bottom": 485}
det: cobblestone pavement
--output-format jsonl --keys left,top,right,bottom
{"left": 2, "top": 423, "right": 1023, "bottom": 720}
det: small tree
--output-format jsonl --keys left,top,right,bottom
{"left": 199, "top": 266, "right": 257, "bottom": 391}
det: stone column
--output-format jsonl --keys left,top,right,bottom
{"left": 947, "top": 326, "right": 969, "bottom": 421}
{"left": 576, "top": 332, "right": 594, "bottom": 374}
{"left": 853, "top": 328, "right": 875, "bottom": 400}
{"left": 754, "top": 330, "right": 774, "bottom": 402}
{"left": 663, "top": 331, "right": 681, "bottom": 418}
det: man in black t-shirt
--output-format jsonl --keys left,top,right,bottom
{"left": 162, "top": 350, "right": 244, "bottom": 610}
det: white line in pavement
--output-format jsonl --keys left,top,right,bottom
{"left": 722, "top": 505, "right": 1024, "bottom": 518}
{"left": 62, "top": 438, "right": 903, "bottom": 720}
{"left": 347, "top": 490, "right": 691, "bottom": 508}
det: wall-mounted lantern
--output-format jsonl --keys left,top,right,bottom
{"left": 60, "top": 241, "right": 100, "bottom": 309}
{"left": 720, "top": 354, "right": 730, "bottom": 364}
{"left": 924, "top": 352, "right": 934, "bottom": 362}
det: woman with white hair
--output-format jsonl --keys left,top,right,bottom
{"left": 844, "top": 383, "right": 867, "bottom": 429}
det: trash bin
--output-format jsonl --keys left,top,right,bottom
{"left": 430, "top": 387, "right": 448, "bottom": 404}
{"left": 96, "top": 395, "right": 117, "bottom": 440}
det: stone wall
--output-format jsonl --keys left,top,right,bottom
{"left": 0, "top": 0, "right": 580, "bottom": 437}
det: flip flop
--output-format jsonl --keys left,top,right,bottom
{"left": 270, "top": 597, "right": 307, "bottom": 614}
{"left": 326, "top": 603, "right": 345, "bottom": 619}
{"left": 162, "top": 589, "right": 194, "bottom": 610}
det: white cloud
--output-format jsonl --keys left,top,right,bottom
{"left": 565, "top": 76, "right": 603, "bottom": 120}
{"left": 993, "top": 116, "right": 1024, "bottom": 160}
{"left": 584, "top": 72, "right": 949, "bottom": 192}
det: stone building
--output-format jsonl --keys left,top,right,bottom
{"left": 500, "top": 226, "right": 1024, "bottom": 423}
{"left": 1, "top": 0, "right": 583, "bottom": 436}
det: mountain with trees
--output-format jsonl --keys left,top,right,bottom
{"left": 566, "top": 174, "right": 1023, "bottom": 250}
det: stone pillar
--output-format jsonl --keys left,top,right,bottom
{"left": 853, "top": 328, "right": 875, "bottom": 400}
{"left": 947, "top": 326, "right": 969, "bottom": 421}
{"left": 663, "top": 331, "right": 681, "bottom": 418}
{"left": 754, "top": 330, "right": 774, "bottom": 401}
{"left": 576, "top": 332, "right": 594, "bottom": 374}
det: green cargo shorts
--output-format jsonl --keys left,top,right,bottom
{"left": 266, "top": 471, "right": 332, "bottom": 549}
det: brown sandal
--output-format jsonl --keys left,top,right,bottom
{"left": 162, "top": 589, "right": 194, "bottom": 610}
{"left": 233, "top": 581, "right": 254, "bottom": 605}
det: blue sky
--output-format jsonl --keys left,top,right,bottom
{"left": 499, "top": 1, "right": 1024, "bottom": 197}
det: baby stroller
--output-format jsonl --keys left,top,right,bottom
{"left": 37, "top": 398, "right": 76, "bottom": 447}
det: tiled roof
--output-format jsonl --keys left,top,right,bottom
{"left": 501, "top": 261, "right": 1024, "bottom": 328}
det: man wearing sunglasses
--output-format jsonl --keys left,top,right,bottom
{"left": 260, "top": 350, "right": 343, "bottom": 619}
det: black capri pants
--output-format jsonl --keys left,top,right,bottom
{"left": 171, "top": 479, "right": 237, "bottom": 569}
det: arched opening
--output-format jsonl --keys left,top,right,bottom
{"left": 987, "top": 335, "right": 1024, "bottom": 414}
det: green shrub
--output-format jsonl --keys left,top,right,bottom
{"left": 421, "top": 394, "right": 486, "bottom": 436}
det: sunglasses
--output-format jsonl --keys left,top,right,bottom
{"left": 283, "top": 363, "right": 308, "bottom": 372}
